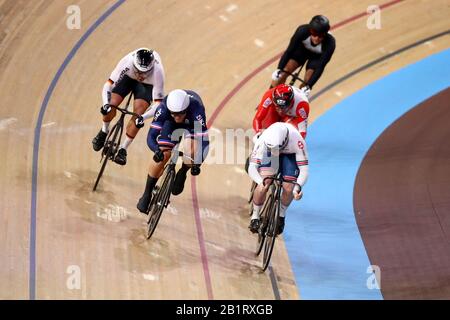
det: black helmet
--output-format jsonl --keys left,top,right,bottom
{"left": 134, "top": 48, "right": 154, "bottom": 72}
{"left": 309, "top": 15, "right": 330, "bottom": 35}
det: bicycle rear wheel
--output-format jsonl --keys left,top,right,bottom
{"left": 92, "top": 123, "right": 121, "bottom": 191}
{"left": 146, "top": 168, "right": 175, "bottom": 239}
{"left": 262, "top": 197, "right": 280, "bottom": 271}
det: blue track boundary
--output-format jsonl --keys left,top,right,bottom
{"left": 29, "top": 0, "right": 126, "bottom": 300}
{"left": 285, "top": 47, "right": 450, "bottom": 299}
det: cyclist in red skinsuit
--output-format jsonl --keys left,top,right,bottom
{"left": 252, "top": 84, "right": 309, "bottom": 139}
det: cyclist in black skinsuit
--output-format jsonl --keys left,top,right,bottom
{"left": 271, "top": 15, "right": 336, "bottom": 94}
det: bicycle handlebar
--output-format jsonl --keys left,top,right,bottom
{"left": 161, "top": 148, "right": 195, "bottom": 162}
{"left": 263, "top": 176, "right": 301, "bottom": 191}
{"left": 106, "top": 94, "right": 140, "bottom": 117}
{"left": 280, "top": 69, "right": 306, "bottom": 85}
{"left": 110, "top": 105, "right": 141, "bottom": 118}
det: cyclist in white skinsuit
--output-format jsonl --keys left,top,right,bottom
{"left": 92, "top": 48, "right": 165, "bottom": 165}
{"left": 248, "top": 122, "right": 309, "bottom": 235}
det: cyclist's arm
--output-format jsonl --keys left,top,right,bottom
{"left": 278, "top": 25, "right": 310, "bottom": 70}
{"left": 147, "top": 105, "right": 168, "bottom": 152}
{"left": 102, "top": 79, "right": 114, "bottom": 106}
{"left": 288, "top": 101, "right": 309, "bottom": 136}
{"left": 141, "top": 99, "right": 162, "bottom": 120}
{"left": 148, "top": 122, "right": 162, "bottom": 152}
{"left": 295, "top": 145, "right": 309, "bottom": 188}
{"left": 151, "top": 62, "right": 165, "bottom": 102}
{"left": 102, "top": 55, "right": 128, "bottom": 105}
{"left": 253, "top": 105, "right": 269, "bottom": 133}
{"left": 140, "top": 62, "right": 165, "bottom": 121}
{"left": 248, "top": 144, "right": 265, "bottom": 185}
{"left": 305, "top": 36, "right": 336, "bottom": 88}
{"left": 190, "top": 106, "right": 208, "bottom": 136}
{"left": 189, "top": 108, "right": 209, "bottom": 163}
{"left": 252, "top": 91, "right": 273, "bottom": 132}
{"left": 248, "top": 163, "right": 263, "bottom": 185}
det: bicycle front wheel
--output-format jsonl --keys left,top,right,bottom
{"left": 262, "top": 197, "right": 280, "bottom": 271}
{"left": 248, "top": 181, "right": 257, "bottom": 216}
{"left": 146, "top": 168, "right": 175, "bottom": 239}
{"left": 92, "top": 124, "right": 120, "bottom": 191}
{"left": 255, "top": 193, "right": 274, "bottom": 256}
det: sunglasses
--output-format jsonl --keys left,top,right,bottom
{"left": 310, "top": 29, "right": 325, "bottom": 38}
{"left": 170, "top": 111, "right": 187, "bottom": 116}
{"left": 133, "top": 65, "right": 152, "bottom": 75}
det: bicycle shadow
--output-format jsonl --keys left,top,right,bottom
{"left": 189, "top": 193, "right": 280, "bottom": 295}
{"left": 115, "top": 224, "right": 203, "bottom": 274}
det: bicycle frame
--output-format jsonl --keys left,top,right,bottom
{"left": 282, "top": 64, "right": 306, "bottom": 87}
{"left": 93, "top": 93, "right": 140, "bottom": 191}
{"left": 253, "top": 174, "right": 301, "bottom": 271}
{"left": 146, "top": 142, "right": 195, "bottom": 239}
{"left": 100, "top": 94, "right": 139, "bottom": 159}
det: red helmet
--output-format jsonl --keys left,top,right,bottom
{"left": 272, "top": 84, "right": 294, "bottom": 109}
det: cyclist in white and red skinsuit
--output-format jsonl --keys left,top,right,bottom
{"left": 248, "top": 122, "right": 309, "bottom": 235}
{"left": 253, "top": 84, "right": 309, "bottom": 140}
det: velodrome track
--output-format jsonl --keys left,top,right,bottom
{"left": 0, "top": 0, "right": 449, "bottom": 299}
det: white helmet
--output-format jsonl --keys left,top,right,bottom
{"left": 263, "top": 122, "right": 289, "bottom": 150}
{"left": 133, "top": 48, "right": 154, "bottom": 72}
{"left": 167, "top": 89, "right": 190, "bottom": 113}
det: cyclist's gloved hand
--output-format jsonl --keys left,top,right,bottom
{"left": 191, "top": 164, "right": 201, "bottom": 176}
{"left": 300, "top": 85, "right": 311, "bottom": 98}
{"left": 293, "top": 185, "right": 303, "bottom": 200}
{"left": 271, "top": 69, "right": 282, "bottom": 81}
{"left": 153, "top": 149, "right": 164, "bottom": 163}
{"left": 135, "top": 116, "right": 145, "bottom": 129}
{"left": 100, "top": 104, "right": 112, "bottom": 115}
{"left": 260, "top": 178, "right": 271, "bottom": 192}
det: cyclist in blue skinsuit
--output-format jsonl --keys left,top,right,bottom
{"left": 136, "top": 89, "right": 209, "bottom": 213}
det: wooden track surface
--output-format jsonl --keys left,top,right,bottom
{"left": 0, "top": 0, "right": 448, "bottom": 299}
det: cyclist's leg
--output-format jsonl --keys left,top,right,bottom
{"left": 248, "top": 167, "right": 273, "bottom": 232}
{"left": 248, "top": 148, "right": 278, "bottom": 231}
{"left": 138, "top": 146, "right": 171, "bottom": 212}
{"left": 252, "top": 147, "right": 277, "bottom": 206}
{"left": 149, "top": 120, "right": 179, "bottom": 177}
{"left": 105, "top": 75, "right": 134, "bottom": 130}
{"left": 137, "top": 120, "right": 176, "bottom": 213}
{"left": 271, "top": 59, "right": 299, "bottom": 88}
{"left": 171, "top": 129, "right": 207, "bottom": 195}
{"left": 103, "top": 93, "right": 121, "bottom": 124}
{"left": 271, "top": 45, "right": 308, "bottom": 87}
{"left": 127, "top": 83, "right": 152, "bottom": 139}
{"left": 115, "top": 83, "right": 152, "bottom": 165}
{"left": 278, "top": 154, "right": 299, "bottom": 234}
{"left": 92, "top": 91, "right": 124, "bottom": 151}
{"left": 182, "top": 130, "right": 209, "bottom": 165}
{"left": 302, "top": 55, "right": 321, "bottom": 89}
